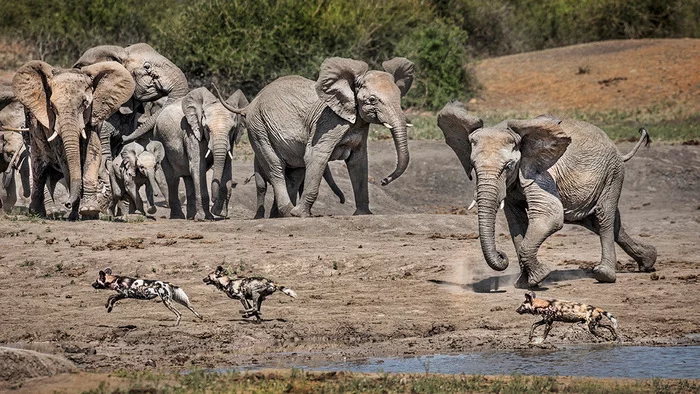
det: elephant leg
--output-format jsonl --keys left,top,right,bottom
{"left": 588, "top": 203, "right": 619, "bottom": 283}
{"left": 515, "top": 182, "right": 562, "bottom": 288}
{"left": 79, "top": 130, "right": 104, "bottom": 218}
{"left": 614, "top": 209, "right": 657, "bottom": 272}
{"left": 163, "top": 161, "right": 184, "bottom": 219}
{"left": 29, "top": 158, "right": 49, "bottom": 217}
{"left": 254, "top": 138, "right": 293, "bottom": 216}
{"left": 183, "top": 176, "right": 197, "bottom": 219}
{"left": 346, "top": 144, "right": 372, "bottom": 215}
{"left": 1, "top": 173, "right": 17, "bottom": 213}
{"left": 253, "top": 158, "right": 267, "bottom": 219}
{"left": 292, "top": 127, "right": 347, "bottom": 217}
{"left": 187, "top": 148, "right": 211, "bottom": 221}
{"left": 504, "top": 199, "right": 529, "bottom": 254}
{"left": 126, "top": 179, "right": 145, "bottom": 216}
{"left": 285, "top": 167, "right": 305, "bottom": 206}
{"left": 155, "top": 167, "right": 170, "bottom": 208}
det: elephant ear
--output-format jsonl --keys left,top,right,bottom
{"left": 437, "top": 101, "right": 483, "bottom": 181}
{"left": 121, "top": 142, "right": 142, "bottom": 177}
{"left": 73, "top": 45, "right": 127, "bottom": 68}
{"left": 146, "top": 140, "right": 165, "bottom": 163}
{"left": 183, "top": 87, "right": 217, "bottom": 142}
{"left": 226, "top": 89, "right": 249, "bottom": 144}
{"left": 382, "top": 57, "right": 415, "bottom": 97}
{"left": 0, "top": 87, "right": 15, "bottom": 111}
{"left": 82, "top": 61, "right": 136, "bottom": 126}
{"left": 12, "top": 60, "right": 56, "bottom": 130}
{"left": 316, "top": 57, "right": 369, "bottom": 124}
{"left": 507, "top": 116, "right": 570, "bottom": 175}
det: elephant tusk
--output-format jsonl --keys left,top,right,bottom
{"left": 382, "top": 123, "right": 393, "bottom": 130}
{"left": 468, "top": 200, "right": 476, "bottom": 210}
{"left": 500, "top": 200, "right": 505, "bottom": 210}
{"left": 406, "top": 123, "right": 413, "bottom": 127}
{"left": 228, "top": 151, "right": 234, "bottom": 160}
{"left": 1, "top": 126, "right": 29, "bottom": 133}
{"left": 205, "top": 149, "right": 211, "bottom": 159}
{"left": 81, "top": 129, "right": 87, "bottom": 140}
{"left": 47, "top": 130, "right": 59, "bottom": 142}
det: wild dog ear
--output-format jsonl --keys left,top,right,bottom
{"left": 524, "top": 291, "right": 535, "bottom": 302}
{"left": 99, "top": 270, "right": 106, "bottom": 282}
{"left": 104, "top": 267, "right": 112, "bottom": 275}
{"left": 215, "top": 265, "right": 224, "bottom": 275}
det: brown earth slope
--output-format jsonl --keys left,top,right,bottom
{"left": 470, "top": 39, "right": 700, "bottom": 116}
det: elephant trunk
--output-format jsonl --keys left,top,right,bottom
{"left": 61, "top": 127, "right": 83, "bottom": 209}
{"left": 146, "top": 168, "right": 160, "bottom": 198}
{"left": 19, "top": 151, "right": 30, "bottom": 198}
{"left": 210, "top": 133, "right": 230, "bottom": 216}
{"left": 381, "top": 114, "right": 409, "bottom": 186}
{"left": 476, "top": 179, "right": 509, "bottom": 271}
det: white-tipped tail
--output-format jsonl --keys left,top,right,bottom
{"left": 171, "top": 286, "right": 192, "bottom": 306}
{"left": 280, "top": 287, "right": 297, "bottom": 298}
{"left": 605, "top": 312, "right": 618, "bottom": 329}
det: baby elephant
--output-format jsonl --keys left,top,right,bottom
{"left": 109, "top": 141, "right": 166, "bottom": 216}
{"left": 92, "top": 268, "right": 202, "bottom": 326}
{"left": 203, "top": 266, "right": 296, "bottom": 322}
{"left": 516, "top": 291, "right": 618, "bottom": 344}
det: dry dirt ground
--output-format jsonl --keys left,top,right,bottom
{"left": 1, "top": 38, "right": 699, "bottom": 389}
{"left": 1, "top": 139, "right": 699, "bottom": 384}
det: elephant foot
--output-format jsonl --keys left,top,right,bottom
{"left": 593, "top": 263, "right": 617, "bottom": 283}
{"left": 514, "top": 263, "right": 552, "bottom": 289}
{"left": 193, "top": 212, "right": 208, "bottom": 221}
{"left": 636, "top": 245, "right": 658, "bottom": 272}
{"left": 170, "top": 212, "right": 186, "bottom": 219}
{"left": 79, "top": 197, "right": 101, "bottom": 218}
{"left": 147, "top": 206, "right": 157, "bottom": 215}
{"left": 289, "top": 204, "right": 309, "bottom": 218}
{"left": 353, "top": 208, "right": 373, "bottom": 216}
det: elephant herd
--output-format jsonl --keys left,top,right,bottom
{"left": 0, "top": 43, "right": 657, "bottom": 287}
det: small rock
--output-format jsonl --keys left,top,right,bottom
{"left": 650, "top": 273, "right": 660, "bottom": 280}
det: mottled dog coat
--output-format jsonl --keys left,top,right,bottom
{"left": 516, "top": 291, "right": 618, "bottom": 343}
{"left": 92, "top": 268, "right": 202, "bottom": 326}
{"left": 203, "top": 266, "right": 296, "bottom": 322}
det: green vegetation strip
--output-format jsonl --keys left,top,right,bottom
{"left": 71, "top": 369, "right": 700, "bottom": 394}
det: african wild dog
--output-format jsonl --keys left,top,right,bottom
{"left": 203, "top": 266, "right": 296, "bottom": 322}
{"left": 92, "top": 268, "right": 203, "bottom": 326}
{"left": 516, "top": 291, "right": 618, "bottom": 343}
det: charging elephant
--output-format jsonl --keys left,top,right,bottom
{"left": 12, "top": 61, "right": 134, "bottom": 219}
{"left": 437, "top": 101, "right": 657, "bottom": 288}
{"left": 154, "top": 87, "right": 247, "bottom": 220}
{"left": 216, "top": 56, "right": 414, "bottom": 217}
{"left": 109, "top": 141, "right": 166, "bottom": 216}
{"left": 74, "top": 43, "right": 189, "bottom": 144}
{"left": 0, "top": 89, "right": 30, "bottom": 212}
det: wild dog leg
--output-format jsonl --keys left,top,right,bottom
{"left": 540, "top": 321, "right": 554, "bottom": 341}
{"left": 106, "top": 293, "right": 126, "bottom": 313}
{"left": 161, "top": 298, "right": 183, "bottom": 326}
{"left": 529, "top": 319, "right": 548, "bottom": 342}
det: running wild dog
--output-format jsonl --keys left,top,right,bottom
{"left": 92, "top": 268, "right": 202, "bottom": 326}
{"left": 516, "top": 291, "right": 618, "bottom": 343}
{"left": 203, "top": 266, "right": 296, "bottom": 322}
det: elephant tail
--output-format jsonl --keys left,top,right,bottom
{"left": 621, "top": 127, "right": 650, "bottom": 162}
{"left": 212, "top": 84, "right": 247, "bottom": 116}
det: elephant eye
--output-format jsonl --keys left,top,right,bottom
{"left": 505, "top": 160, "right": 516, "bottom": 171}
{"left": 366, "top": 95, "right": 378, "bottom": 105}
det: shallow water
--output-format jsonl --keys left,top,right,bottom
{"left": 309, "top": 345, "right": 700, "bottom": 379}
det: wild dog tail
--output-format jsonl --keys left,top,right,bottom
{"left": 604, "top": 311, "right": 618, "bottom": 329}
{"left": 279, "top": 286, "right": 297, "bottom": 298}
{"left": 171, "top": 285, "right": 193, "bottom": 307}
{"left": 621, "top": 127, "right": 651, "bottom": 162}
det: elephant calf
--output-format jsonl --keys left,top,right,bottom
{"left": 438, "top": 101, "right": 657, "bottom": 288}
{"left": 109, "top": 141, "right": 166, "bottom": 216}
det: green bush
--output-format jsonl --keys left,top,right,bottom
{"left": 156, "top": 0, "right": 473, "bottom": 110}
